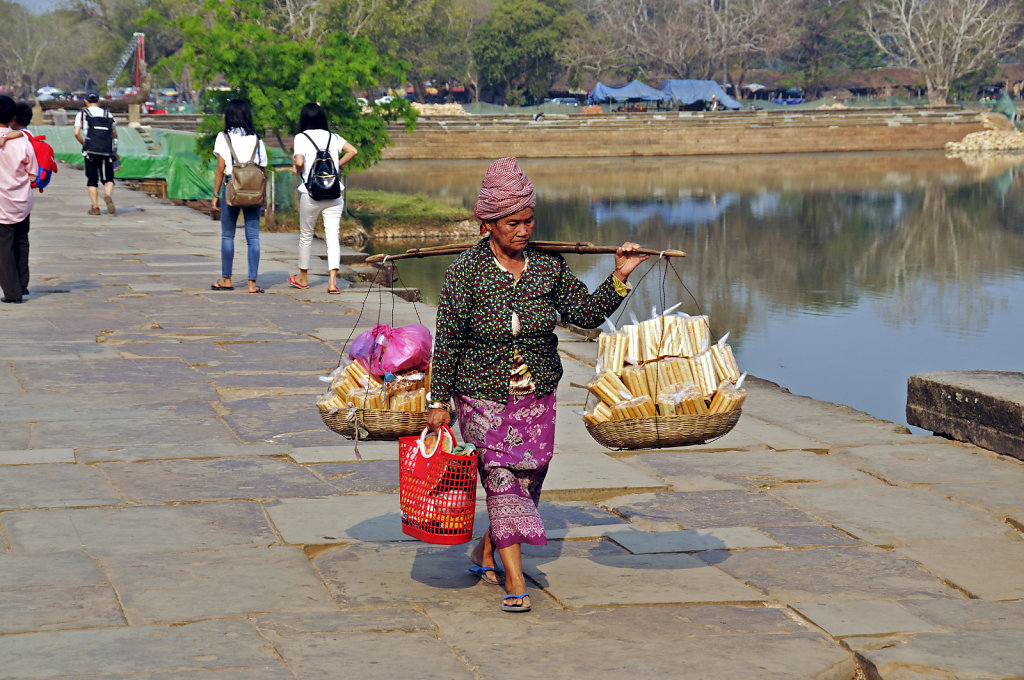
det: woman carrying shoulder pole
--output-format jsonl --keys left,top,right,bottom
{"left": 288, "top": 102, "right": 358, "bottom": 294}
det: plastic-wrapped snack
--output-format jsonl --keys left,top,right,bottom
{"left": 673, "top": 384, "right": 709, "bottom": 415}
{"left": 645, "top": 359, "right": 684, "bottom": 397}
{"left": 709, "top": 376, "right": 747, "bottom": 413}
{"left": 585, "top": 371, "right": 633, "bottom": 407}
{"left": 332, "top": 359, "right": 381, "bottom": 397}
{"left": 621, "top": 365, "right": 651, "bottom": 400}
{"left": 317, "top": 391, "right": 347, "bottom": 412}
{"left": 662, "top": 315, "right": 692, "bottom": 357}
{"left": 655, "top": 382, "right": 694, "bottom": 416}
{"left": 710, "top": 335, "right": 741, "bottom": 383}
{"left": 659, "top": 356, "right": 696, "bottom": 388}
{"left": 389, "top": 387, "right": 427, "bottom": 412}
{"left": 688, "top": 351, "right": 719, "bottom": 398}
{"left": 686, "top": 315, "right": 711, "bottom": 355}
{"left": 597, "top": 330, "right": 628, "bottom": 374}
{"left": 610, "top": 395, "right": 657, "bottom": 420}
{"left": 347, "top": 385, "right": 388, "bottom": 409}
{"left": 622, "top": 324, "right": 641, "bottom": 366}
{"left": 582, "top": 402, "right": 613, "bottom": 425}
{"left": 638, "top": 316, "right": 665, "bottom": 363}
{"left": 390, "top": 371, "right": 426, "bottom": 394}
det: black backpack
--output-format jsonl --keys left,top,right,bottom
{"left": 82, "top": 108, "right": 115, "bottom": 157}
{"left": 301, "top": 132, "right": 342, "bottom": 201}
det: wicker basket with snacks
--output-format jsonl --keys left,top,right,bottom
{"left": 582, "top": 310, "right": 746, "bottom": 449}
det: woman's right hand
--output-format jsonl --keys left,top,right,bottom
{"left": 427, "top": 407, "right": 450, "bottom": 432}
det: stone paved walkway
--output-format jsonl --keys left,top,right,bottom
{"left": 1, "top": 168, "right": 1023, "bottom": 679}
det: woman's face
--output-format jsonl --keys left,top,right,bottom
{"left": 486, "top": 207, "right": 535, "bottom": 255}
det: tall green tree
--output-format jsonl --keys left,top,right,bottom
{"left": 169, "top": 0, "right": 416, "bottom": 170}
{"left": 471, "top": 0, "right": 583, "bottom": 104}
{"left": 783, "top": 0, "right": 882, "bottom": 98}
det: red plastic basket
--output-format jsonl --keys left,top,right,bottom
{"left": 398, "top": 425, "right": 478, "bottom": 544}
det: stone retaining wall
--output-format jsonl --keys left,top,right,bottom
{"left": 382, "top": 108, "right": 984, "bottom": 159}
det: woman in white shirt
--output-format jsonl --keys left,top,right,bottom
{"left": 211, "top": 99, "right": 268, "bottom": 293}
{"left": 288, "top": 102, "right": 358, "bottom": 294}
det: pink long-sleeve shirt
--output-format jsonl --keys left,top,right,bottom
{"left": 0, "top": 127, "right": 37, "bottom": 224}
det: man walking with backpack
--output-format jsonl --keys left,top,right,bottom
{"left": 287, "top": 102, "right": 358, "bottom": 294}
{"left": 73, "top": 91, "right": 118, "bottom": 215}
{"left": 0, "top": 95, "right": 38, "bottom": 304}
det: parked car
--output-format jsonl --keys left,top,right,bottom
{"left": 550, "top": 97, "right": 580, "bottom": 106}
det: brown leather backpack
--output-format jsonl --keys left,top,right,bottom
{"left": 223, "top": 134, "right": 266, "bottom": 208}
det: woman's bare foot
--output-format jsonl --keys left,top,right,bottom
{"left": 470, "top": 531, "right": 499, "bottom": 571}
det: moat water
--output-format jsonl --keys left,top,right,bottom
{"left": 356, "top": 152, "right": 1024, "bottom": 430}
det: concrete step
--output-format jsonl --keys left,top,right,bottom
{"left": 907, "top": 370, "right": 1024, "bottom": 460}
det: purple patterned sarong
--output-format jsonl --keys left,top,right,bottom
{"left": 454, "top": 391, "right": 556, "bottom": 550}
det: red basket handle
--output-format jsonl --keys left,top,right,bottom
{"left": 418, "top": 424, "right": 454, "bottom": 459}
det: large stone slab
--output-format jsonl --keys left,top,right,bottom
{"left": 0, "top": 448, "right": 74, "bottom": 465}
{"left": 266, "top": 494, "right": 413, "bottom": 544}
{"left": 542, "top": 451, "right": 668, "bottom": 501}
{"left": 3, "top": 501, "right": 277, "bottom": 555}
{"left": 103, "top": 546, "right": 337, "bottom": 625}
{"left": 608, "top": 489, "right": 819, "bottom": 529}
{"left": 426, "top": 602, "right": 855, "bottom": 680}
{"left": 791, "top": 600, "right": 935, "bottom": 638}
{"left": 289, "top": 441, "right": 397, "bottom": 462}
{"left": 313, "top": 542, "right": 484, "bottom": 609}
{"left": 776, "top": 485, "right": 1008, "bottom": 547}
{"left": 97, "top": 457, "right": 338, "bottom": 502}
{"left": 0, "top": 552, "right": 125, "bottom": 633}
{"left": 702, "top": 546, "right": 959, "bottom": 603}
{"left": 0, "top": 620, "right": 287, "bottom": 678}
{"left": 850, "top": 630, "right": 1024, "bottom": 680}
{"left": 897, "top": 599, "right": 1024, "bottom": 631}
{"left": 524, "top": 553, "right": 765, "bottom": 607}
{"left": 831, "top": 441, "right": 1024, "bottom": 487}
{"left": 269, "top": 631, "right": 475, "bottom": 679}
{"left": 897, "top": 538, "right": 1024, "bottom": 600}
{"left": 610, "top": 526, "right": 782, "bottom": 553}
{"left": 0, "top": 464, "right": 121, "bottom": 510}
{"left": 75, "top": 442, "right": 293, "bottom": 463}
{"left": 907, "top": 370, "right": 1024, "bottom": 460}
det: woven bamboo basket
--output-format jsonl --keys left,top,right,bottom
{"left": 319, "top": 407, "right": 434, "bottom": 440}
{"left": 585, "top": 410, "right": 742, "bottom": 450}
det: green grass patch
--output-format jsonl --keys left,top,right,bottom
{"left": 346, "top": 189, "right": 470, "bottom": 228}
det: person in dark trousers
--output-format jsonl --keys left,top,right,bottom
{"left": 73, "top": 91, "right": 118, "bottom": 215}
{"left": 0, "top": 95, "right": 37, "bottom": 303}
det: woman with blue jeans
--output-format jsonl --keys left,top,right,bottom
{"left": 210, "top": 99, "right": 267, "bottom": 293}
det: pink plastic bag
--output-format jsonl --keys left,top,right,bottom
{"left": 349, "top": 323, "right": 433, "bottom": 375}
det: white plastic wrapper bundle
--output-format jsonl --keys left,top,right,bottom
{"left": 610, "top": 395, "right": 657, "bottom": 420}
{"left": 688, "top": 351, "right": 719, "bottom": 397}
{"left": 708, "top": 374, "right": 747, "bottom": 413}
{"left": 638, "top": 315, "right": 665, "bottom": 363}
{"left": 583, "top": 402, "right": 612, "bottom": 425}
{"left": 586, "top": 371, "right": 633, "bottom": 407}
{"left": 711, "top": 333, "right": 741, "bottom": 383}
{"left": 597, "top": 330, "right": 628, "bottom": 374}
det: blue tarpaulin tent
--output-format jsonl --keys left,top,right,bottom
{"left": 658, "top": 80, "right": 740, "bottom": 109}
{"left": 588, "top": 80, "right": 669, "bottom": 104}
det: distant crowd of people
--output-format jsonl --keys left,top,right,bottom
{"left": 0, "top": 94, "right": 362, "bottom": 304}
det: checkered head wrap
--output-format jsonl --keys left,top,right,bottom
{"left": 473, "top": 157, "right": 536, "bottom": 222}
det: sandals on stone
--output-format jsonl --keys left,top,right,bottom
{"left": 288, "top": 275, "right": 308, "bottom": 289}
{"left": 210, "top": 281, "right": 233, "bottom": 290}
{"left": 248, "top": 286, "right": 265, "bottom": 294}
{"left": 468, "top": 565, "right": 504, "bottom": 586}
{"left": 501, "top": 593, "right": 531, "bottom": 613}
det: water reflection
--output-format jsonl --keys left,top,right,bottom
{"left": 356, "top": 152, "right": 1024, "bottom": 427}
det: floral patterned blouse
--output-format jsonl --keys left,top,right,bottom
{"left": 431, "top": 237, "right": 628, "bottom": 404}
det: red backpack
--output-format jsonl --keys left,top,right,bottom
{"left": 22, "top": 130, "right": 57, "bottom": 192}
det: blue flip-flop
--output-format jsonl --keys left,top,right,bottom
{"left": 467, "top": 565, "right": 504, "bottom": 585}
{"left": 501, "top": 593, "right": 531, "bottom": 613}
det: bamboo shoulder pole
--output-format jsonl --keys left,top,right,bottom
{"left": 365, "top": 242, "right": 686, "bottom": 263}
